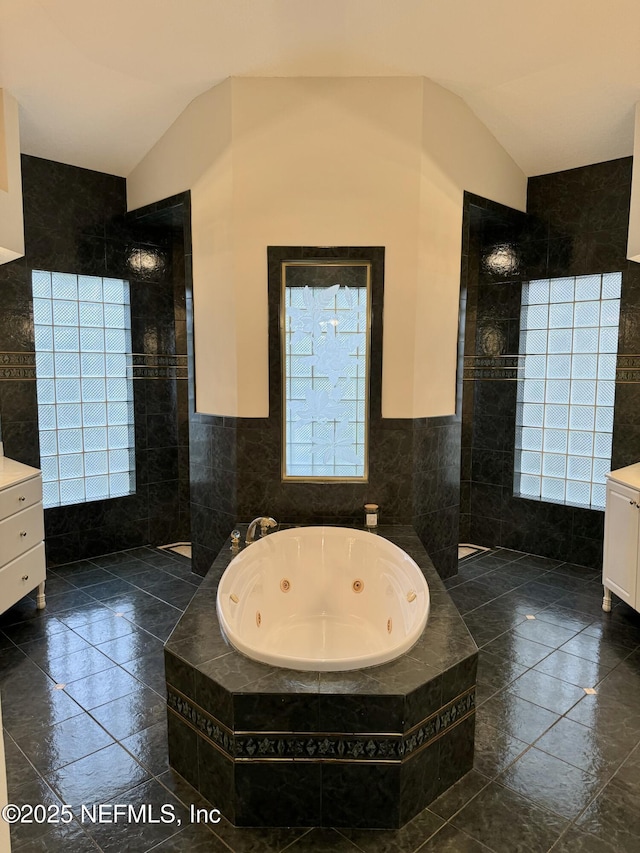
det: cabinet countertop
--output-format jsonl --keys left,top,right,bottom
{"left": 0, "top": 456, "right": 41, "bottom": 490}
{"left": 607, "top": 462, "right": 640, "bottom": 490}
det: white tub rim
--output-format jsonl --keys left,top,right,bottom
{"left": 215, "top": 525, "right": 430, "bottom": 672}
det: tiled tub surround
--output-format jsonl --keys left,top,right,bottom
{"left": 164, "top": 525, "right": 478, "bottom": 829}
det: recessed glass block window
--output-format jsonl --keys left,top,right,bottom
{"left": 33, "top": 271, "right": 135, "bottom": 508}
{"left": 282, "top": 261, "right": 370, "bottom": 481}
{"left": 514, "top": 272, "right": 621, "bottom": 510}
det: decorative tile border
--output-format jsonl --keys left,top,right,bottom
{"left": 464, "top": 353, "right": 640, "bottom": 383}
{"left": 131, "top": 353, "right": 188, "bottom": 380}
{"left": 0, "top": 351, "right": 188, "bottom": 381}
{"left": 0, "top": 352, "right": 36, "bottom": 380}
{"left": 402, "top": 688, "right": 475, "bottom": 757}
{"left": 463, "top": 355, "right": 523, "bottom": 381}
{"left": 616, "top": 355, "right": 640, "bottom": 383}
{"left": 234, "top": 732, "right": 401, "bottom": 761}
{"left": 167, "top": 686, "right": 475, "bottom": 764}
{"left": 168, "top": 690, "right": 235, "bottom": 754}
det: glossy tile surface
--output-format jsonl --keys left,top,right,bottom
{"left": 2, "top": 544, "right": 640, "bottom": 852}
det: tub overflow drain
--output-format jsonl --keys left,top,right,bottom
{"left": 387, "top": 618, "right": 393, "bottom": 633}
{"left": 256, "top": 611, "right": 261, "bottom": 627}
{"left": 352, "top": 579, "right": 364, "bottom": 593}
{"left": 280, "top": 579, "right": 290, "bottom": 592}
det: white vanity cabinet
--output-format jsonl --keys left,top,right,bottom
{"left": 602, "top": 462, "right": 640, "bottom": 613}
{"left": 0, "top": 456, "right": 46, "bottom": 616}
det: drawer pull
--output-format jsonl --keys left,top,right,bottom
{"left": 21, "top": 575, "right": 29, "bottom": 581}
{"left": 19, "top": 531, "right": 27, "bottom": 538}
{"left": 18, "top": 495, "right": 26, "bottom": 502}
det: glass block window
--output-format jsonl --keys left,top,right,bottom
{"left": 514, "top": 272, "right": 621, "bottom": 510}
{"left": 282, "top": 261, "right": 370, "bottom": 480}
{"left": 32, "top": 271, "right": 135, "bottom": 508}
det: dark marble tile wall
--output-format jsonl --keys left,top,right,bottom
{"left": 412, "top": 416, "right": 461, "bottom": 579}
{"left": 189, "top": 414, "right": 237, "bottom": 577}
{"left": 462, "top": 157, "right": 636, "bottom": 568}
{"left": 526, "top": 158, "right": 632, "bottom": 281}
{"left": 127, "top": 197, "right": 191, "bottom": 549}
{"left": 0, "top": 156, "right": 187, "bottom": 565}
{"left": 234, "top": 246, "right": 415, "bottom": 529}
{"left": 239, "top": 251, "right": 421, "bottom": 555}
{"left": 173, "top": 235, "right": 191, "bottom": 538}
{"left": 161, "top": 195, "right": 240, "bottom": 578}
{"left": 459, "top": 210, "right": 473, "bottom": 547}
{"left": 460, "top": 199, "right": 523, "bottom": 548}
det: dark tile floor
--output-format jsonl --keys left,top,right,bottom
{"left": 2, "top": 544, "right": 640, "bottom": 851}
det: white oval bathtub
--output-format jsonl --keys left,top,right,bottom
{"left": 216, "top": 526, "right": 430, "bottom": 671}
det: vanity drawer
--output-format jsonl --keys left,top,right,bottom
{"left": 0, "top": 543, "right": 46, "bottom": 609}
{"left": 0, "top": 476, "right": 42, "bottom": 522}
{"left": 0, "top": 503, "right": 45, "bottom": 567}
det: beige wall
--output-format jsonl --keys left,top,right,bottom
{"left": 230, "top": 77, "right": 424, "bottom": 416}
{"left": 627, "top": 103, "right": 640, "bottom": 263}
{"left": 0, "top": 97, "right": 7, "bottom": 194}
{"left": 127, "top": 76, "right": 527, "bottom": 418}
{"left": 0, "top": 90, "right": 25, "bottom": 265}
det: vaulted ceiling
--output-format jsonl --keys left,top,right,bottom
{"left": 2, "top": 0, "right": 640, "bottom": 178}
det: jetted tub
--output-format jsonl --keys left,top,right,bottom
{"left": 216, "top": 526, "right": 430, "bottom": 671}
